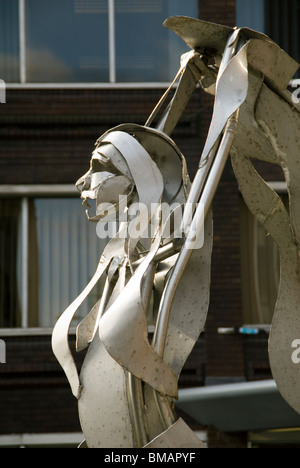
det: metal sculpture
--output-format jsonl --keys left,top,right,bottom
{"left": 52, "top": 16, "right": 300, "bottom": 447}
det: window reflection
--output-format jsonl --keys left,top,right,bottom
{"left": 115, "top": 0, "right": 198, "bottom": 82}
{"left": 25, "top": 0, "right": 109, "bottom": 82}
{"left": 0, "top": 0, "right": 19, "bottom": 82}
{"left": 0, "top": 0, "right": 198, "bottom": 83}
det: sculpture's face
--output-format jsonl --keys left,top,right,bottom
{"left": 76, "top": 143, "right": 134, "bottom": 221}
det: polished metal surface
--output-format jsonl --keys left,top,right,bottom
{"left": 52, "top": 16, "right": 300, "bottom": 447}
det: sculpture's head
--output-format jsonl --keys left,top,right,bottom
{"left": 76, "top": 133, "right": 135, "bottom": 222}
{"left": 76, "top": 124, "right": 190, "bottom": 224}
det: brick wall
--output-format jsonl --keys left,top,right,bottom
{"left": 0, "top": 335, "right": 82, "bottom": 434}
{"left": 0, "top": 87, "right": 205, "bottom": 184}
{"left": 198, "top": 0, "right": 236, "bottom": 27}
{"left": 0, "top": 333, "right": 206, "bottom": 435}
{"left": 205, "top": 162, "right": 245, "bottom": 379}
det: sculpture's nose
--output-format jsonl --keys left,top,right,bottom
{"left": 76, "top": 169, "right": 92, "bottom": 193}
{"left": 77, "top": 170, "right": 116, "bottom": 206}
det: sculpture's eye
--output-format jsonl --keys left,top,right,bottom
{"left": 92, "top": 144, "right": 133, "bottom": 180}
{"left": 91, "top": 149, "right": 112, "bottom": 172}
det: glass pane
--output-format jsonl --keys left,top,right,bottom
{"left": 240, "top": 197, "right": 284, "bottom": 325}
{"left": 0, "top": 0, "right": 19, "bottom": 82}
{"left": 25, "top": 0, "right": 109, "bottom": 82}
{"left": 236, "top": 0, "right": 265, "bottom": 31}
{"left": 265, "top": 0, "right": 299, "bottom": 65}
{"left": 32, "top": 198, "right": 107, "bottom": 328}
{"left": 115, "top": 0, "right": 198, "bottom": 82}
{"left": 0, "top": 199, "right": 22, "bottom": 327}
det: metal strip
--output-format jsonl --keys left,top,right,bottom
{"left": 6, "top": 82, "right": 175, "bottom": 89}
{"left": 108, "top": 0, "right": 116, "bottom": 83}
{"left": 0, "top": 184, "right": 78, "bottom": 196}
{"left": 18, "top": 0, "right": 26, "bottom": 84}
{"left": 21, "top": 197, "right": 29, "bottom": 327}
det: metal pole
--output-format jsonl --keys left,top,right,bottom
{"left": 19, "top": 0, "right": 26, "bottom": 84}
{"left": 108, "top": 0, "right": 116, "bottom": 83}
{"left": 152, "top": 26, "right": 243, "bottom": 359}
{"left": 152, "top": 111, "right": 239, "bottom": 358}
{"left": 151, "top": 28, "right": 245, "bottom": 430}
{"left": 21, "top": 197, "right": 29, "bottom": 327}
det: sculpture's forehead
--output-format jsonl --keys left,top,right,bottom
{"left": 92, "top": 143, "right": 132, "bottom": 180}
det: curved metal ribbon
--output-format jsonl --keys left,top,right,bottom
{"left": 51, "top": 234, "right": 126, "bottom": 399}
{"left": 99, "top": 224, "right": 178, "bottom": 398}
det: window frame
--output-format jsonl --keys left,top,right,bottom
{"left": 0, "top": 431, "right": 84, "bottom": 448}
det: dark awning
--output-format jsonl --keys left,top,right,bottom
{"left": 176, "top": 380, "right": 300, "bottom": 432}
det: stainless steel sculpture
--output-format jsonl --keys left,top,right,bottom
{"left": 52, "top": 16, "right": 300, "bottom": 447}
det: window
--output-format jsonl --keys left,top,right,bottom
{"left": 265, "top": 0, "right": 300, "bottom": 64}
{"left": 0, "top": 0, "right": 198, "bottom": 84}
{"left": 240, "top": 186, "right": 288, "bottom": 325}
{"left": 0, "top": 0, "right": 19, "bottom": 82}
{"left": 236, "top": 0, "right": 300, "bottom": 66}
{"left": 25, "top": 0, "right": 109, "bottom": 83}
{"left": 0, "top": 187, "right": 107, "bottom": 329}
{"left": 236, "top": 0, "right": 265, "bottom": 33}
{"left": 0, "top": 199, "right": 21, "bottom": 327}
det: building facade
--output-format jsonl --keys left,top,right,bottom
{"left": 0, "top": 0, "right": 300, "bottom": 448}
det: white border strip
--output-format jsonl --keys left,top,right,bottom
{"left": 5, "top": 82, "right": 175, "bottom": 90}
{"left": 267, "top": 181, "right": 288, "bottom": 193}
{"left": 0, "top": 432, "right": 83, "bottom": 447}
{"left": 0, "top": 327, "right": 78, "bottom": 336}
{"left": 0, "top": 184, "right": 78, "bottom": 196}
